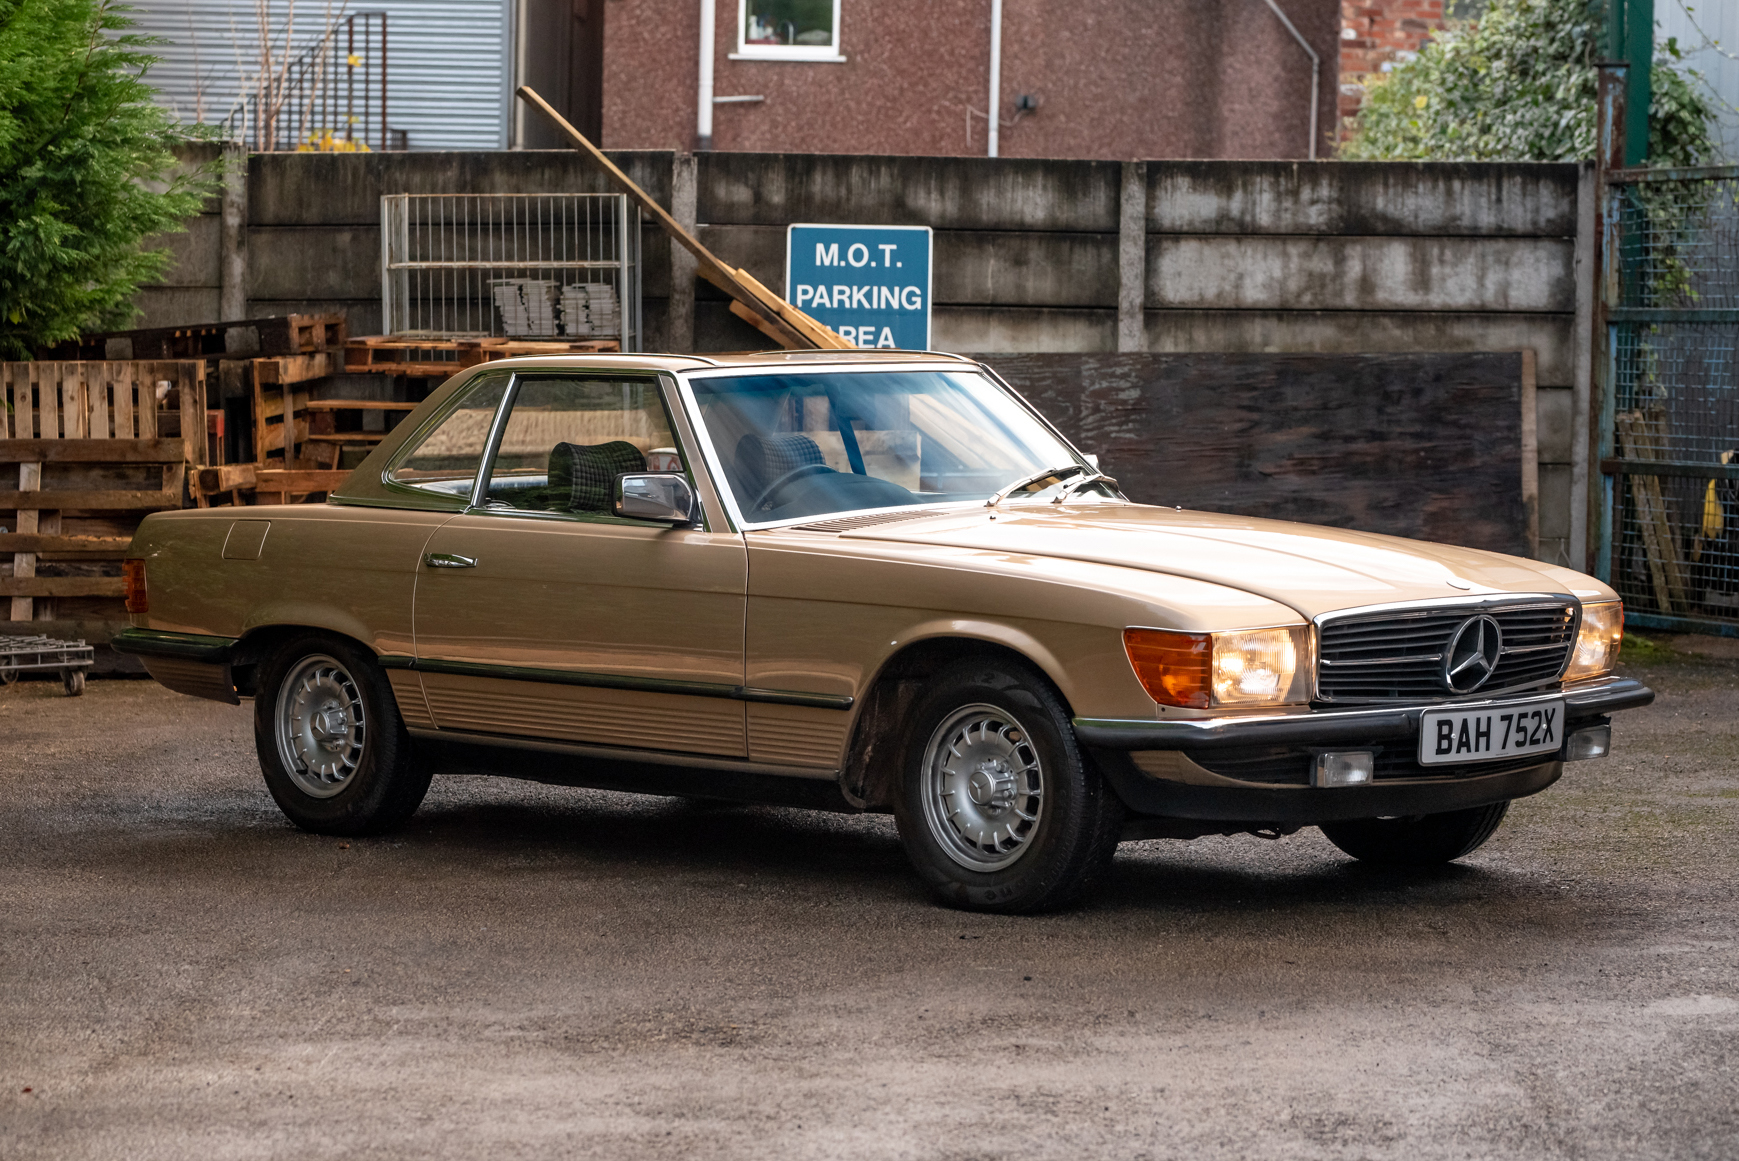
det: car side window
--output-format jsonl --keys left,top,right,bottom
{"left": 383, "top": 373, "right": 510, "bottom": 501}
{"left": 479, "top": 376, "right": 682, "bottom": 520}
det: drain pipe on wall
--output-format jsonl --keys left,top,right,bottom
{"left": 1262, "top": 0, "right": 1319, "bottom": 161}
{"left": 987, "top": 0, "right": 1003, "bottom": 157}
{"left": 697, "top": 0, "right": 716, "bottom": 150}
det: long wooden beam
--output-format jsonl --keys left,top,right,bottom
{"left": 513, "top": 86, "right": 853, "bottom": 352}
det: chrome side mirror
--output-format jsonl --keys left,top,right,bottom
{"left": 614, "top": 473, "right": 701, "bottom": 526}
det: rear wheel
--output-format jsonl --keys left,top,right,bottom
{"left": 253, "top": 635, "right": 430, "bottom": 835}
{"left": 1319, "top": 801, "right": 1509, "bottom": 866}
{"left": 893, "top": 657, "right": 1122, "bottom": 913}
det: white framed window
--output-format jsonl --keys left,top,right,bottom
{"left": 731, "top": 0, "right": 845, "bottom": 62}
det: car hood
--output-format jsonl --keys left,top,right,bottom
{"left": 838, "top": 503, "right": 1606, "bottom": 620}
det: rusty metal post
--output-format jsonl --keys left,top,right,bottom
{"left": 1592, "top": 61, "right": 1628, "bottom": 580}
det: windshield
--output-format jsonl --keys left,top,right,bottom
{"left": 690, "top": 369, "right": 1107, "bottom": 523}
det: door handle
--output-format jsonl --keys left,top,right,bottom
{"left": 424, "top": 552, "right": 478, "bottom": 569}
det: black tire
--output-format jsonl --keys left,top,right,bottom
{"left": 893, "top": 656, "right": 1123, "bottom": 913}
{"left": 253, "top": 634, "right": 430, "bottom": 835}
{"left": 63, "top": 668, "right": 85, "bottom": 696}
{"left": 1319, "top": 801, "right": 1510, "bottom": 867}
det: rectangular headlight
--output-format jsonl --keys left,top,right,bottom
{"left": 1564, "top": 601, "right": 1623, "bottom": 682}
{"left": 1125, "top": 625, "right": 1310, "bottom": 709}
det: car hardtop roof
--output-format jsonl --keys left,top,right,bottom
{"left": 472, "top": 349, "right": 980, "bottom": 374}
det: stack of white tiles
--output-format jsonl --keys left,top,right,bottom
{"left": 491, "top": 279, "right": 562, "bottom": 337}
{"left": 490, "top": 280, "right": 530, "bottom": 336}
{"left": 560, "top": 283, "right": 619, "bottom": 338}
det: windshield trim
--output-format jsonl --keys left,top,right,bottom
{"left": 671, "top": 362, "right": 1099, "bottom": 531}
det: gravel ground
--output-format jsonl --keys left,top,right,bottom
{"left": 1, "top": 644, "right": 1734, "bottom": 1160}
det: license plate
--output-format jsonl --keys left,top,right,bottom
{"left": 1418, "top": 698, "right": 1565, "bottom": 765}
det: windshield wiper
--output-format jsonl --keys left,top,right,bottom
{"left": 985, "top": 464, "right": 1087, "bottom": 508}
{"left": 1050, "top": 470, "right": 1118, "bottom": 503}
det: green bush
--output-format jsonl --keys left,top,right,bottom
{"left": 0, "top": 0, "right": 216, "bottom": 359}
{"left": 1341, "top": 0, "right": 1717, "bottom": 165}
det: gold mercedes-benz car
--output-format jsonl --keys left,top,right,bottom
{"left": 115, "top": 351, "right": 1650, "bottom": 912}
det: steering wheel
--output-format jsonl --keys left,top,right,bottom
{"left": 749, "top": 462, "right": 835, "bottom": 512}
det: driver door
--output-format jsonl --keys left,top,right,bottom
{"left": 412, "top": 373, "right": 749, "bottom": 756}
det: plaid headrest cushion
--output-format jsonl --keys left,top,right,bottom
{"left": 548, "top": 440, "right": 647, "bottom": 513}
{"left": 736, "top": 433, "right": 825, "bottom": 497}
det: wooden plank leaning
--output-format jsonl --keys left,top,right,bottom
{"left": 513, "top": 85, "right": 854, "bottom": 353}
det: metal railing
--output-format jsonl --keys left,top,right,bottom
{"left": 227, "top": 12, "right": 400, "bottom": 152}
{"left": 1597, "top": 163, "right": 1739, "bottom": 633}
{"left": 381, "top": 193, "right": 642, "bottom": 348}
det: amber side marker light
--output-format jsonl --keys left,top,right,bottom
{"left": 122, "top": 559, "right": 148, "bottom": 614}
{"left": 1123, "top": 628, "right": 1212, "bottom": 708}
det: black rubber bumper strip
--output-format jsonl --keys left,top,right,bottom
{"left": 109, "top": 627, "right": 237, "bottom": 664}
{"left": 1073, "top": 677, "right": 1654, "bottom": 751}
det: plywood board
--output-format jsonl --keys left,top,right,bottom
{"left": 988, "top": 352, "right": 1532, "bottom": 556}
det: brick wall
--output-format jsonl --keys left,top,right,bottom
{"left": 1339, "top": 0, "right": 1447, "bottom": 134}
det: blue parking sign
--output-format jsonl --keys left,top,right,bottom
{"left": 785, "top": 224, "right": 933, "bottom": 350}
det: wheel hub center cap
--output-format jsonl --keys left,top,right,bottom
{"left": 311, "top": 703, "right": 349, "bottom": 749}
{"left": 967, "top": 760, "right": 1017, "bottom": 810}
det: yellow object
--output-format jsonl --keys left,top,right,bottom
{"left": 295, "top": 130, "right": 372, "bottom": 153}
{"left": 347, "top": 53, "right": 362, "bottom": 67}
{"left": 1702, "top": 450, "right": 1735, "bottom": 542}
{"left": 1414, "top": 94, "right": 1429, "bottom": 109}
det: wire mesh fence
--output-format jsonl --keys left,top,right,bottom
{"left": 1602, "top": 167, "right": 1739, "bottom": 630}
{"left": 381, "top": 194, "right": 641, "bottom": 348}
{"left": 1612, "top": 174, "right": 1739, "bottom": 310}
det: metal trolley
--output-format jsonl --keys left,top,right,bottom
{"left": 0, "top": 635, "right": 94, "bottom": 696}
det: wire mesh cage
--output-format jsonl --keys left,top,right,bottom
{"left": 1603, "top": 167, "right": 1739, "bottom": 628}
{"left": 381, "top": 193, "right": 641, "bottom": 348}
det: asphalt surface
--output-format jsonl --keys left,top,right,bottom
{"left": 2, "top": 643, "right": 1735, "bottom": 1160}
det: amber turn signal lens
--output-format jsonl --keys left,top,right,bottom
{"left": 1123, "top": 628, "right": 1212, "bottom": 708}
{"left": 122, "top": 559, "right": 148, "bottom": 614}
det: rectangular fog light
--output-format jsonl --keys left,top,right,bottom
{"left": 1564, "top": 724, "right": 1612, "bottom": 762}
{"left": 1314, "top": 751, "right": 1374, "bottom": 787}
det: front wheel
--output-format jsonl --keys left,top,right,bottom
{"left": 1319, "top": 801, "right": 1509, "bottom": 867}
{"left": 253, "top": 635, "right": 431, "bottom": 835}
{"left": 893, "top": 657, "right": 1123, "bottom": 913}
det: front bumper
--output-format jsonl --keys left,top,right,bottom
{"left": 1073, "top": 676, "right": 1652, "bottom": 750}
{"left": 1078, "top": 676, "right": 1651, "bottom": 824}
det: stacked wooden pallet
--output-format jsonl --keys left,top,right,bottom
{"left": 345, "top": 334, "right": 620, "bottom": 378}
{"left": 40, "top": 313, "right": 347, "bottom": 364}
{"left": 0, "top": 361, "right": 206, "bottom": 655}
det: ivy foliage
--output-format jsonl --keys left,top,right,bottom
{"left": 1340, "top": 0, "right": 1719, "bottom": 165}
{"left": 0, "top": 0, "right": 216, "bottom": 359}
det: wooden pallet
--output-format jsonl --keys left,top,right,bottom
{"left": 244, "top": 351, "right": 341, "bottom": 467}
{"left": 37, "top": 313, "right": 348, "bottom": 362}
{"left": 345, "top": 335, "right": 620, "bottom": 377}
{"left": 0, "top": 362, "right": 204, "bottom": 623}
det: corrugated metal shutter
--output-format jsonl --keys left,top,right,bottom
{"left": 123, "top": 1, "right": 509, "bottom": 150}
{"left": 1657, "top": 2, "right": 1739, "bottom": 162}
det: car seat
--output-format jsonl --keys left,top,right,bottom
{"left": 735, "top": 433, "right": 826, "bottom": 501}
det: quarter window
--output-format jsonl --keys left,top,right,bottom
{"left": 383, "top": 373, "right": 510, "bottom": 501}
{"left": 734, "top": 0, "right": 842, "bottom": 61}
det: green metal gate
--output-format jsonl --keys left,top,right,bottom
{"left": 1599, "top": 164, "right": 1739, "bottom": 636}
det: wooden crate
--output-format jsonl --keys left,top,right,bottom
{"left": 0, "top": 361, "right": 205, "bottom": 627}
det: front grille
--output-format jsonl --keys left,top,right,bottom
{"left": 1316, "top": 599, "right": 1578, "bottom": 704}
{"left": 1187, "top": 745, "right": 1553, "bottom": 786}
